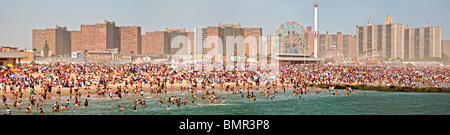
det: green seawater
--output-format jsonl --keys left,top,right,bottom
{"left": 4, "top": 89, "right": 450, "bottom": 115}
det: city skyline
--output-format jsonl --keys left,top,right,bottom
{"left": 1, "top": 0, "right": 449, "bottom": 50}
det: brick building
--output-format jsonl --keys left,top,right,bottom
{"left": 34, "top": 20, "right": 142, "bottom": 57}
{"left": 443, "top": 40, "right": 450, "bottom": 57}
{"left": 141, "top": 31, "right": 168, "bottom": 55}
{"left": 141, "top": 29, "right": 192, "bottom": 55}
{"left": 316, "top": 31, "right": 355, "bottom": 59}
{"left": 70, "top": 31, "right": 82, "bottom": 52}
{"left": 32, "top": 25, "right": 71, "bottom": 56}
{"left": 194, "top": 24, "right": 262, "bottom": 57}
{"left": 305, "top": 26, "right": 355, "bottom": 59}
{"left": 120, "top": 26, "right": 141, "bottom": 56}
{"left": 80, "top": 21, "right": 120, "bottom": 52}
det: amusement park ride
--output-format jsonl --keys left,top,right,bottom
{"left": 273, "top": 3, "right": 323, "bottom": 65}
{"left": 277, "top": 21, "right": 308, "bottom": 55}
{"left": 274, "top": 3, "right": 381, "bottom": 65}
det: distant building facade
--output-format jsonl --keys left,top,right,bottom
{"left": 0, "top": 46, "right": 19, "bottom": 52}
{"left": 32, "top": 26, "right": 71, "bottom": 56}
{"left": 119, "top": 26, "right": 141, "bottom": 56}
{"left": 141, "top": 29, "right": 192, "bottom": 55}
{"left": 356, "top": 15, "right": 442, "bottom": 60}
{"left": 80, "top": 21, "right": 120, "bottom": 53}
{"left": 193, "top": 24, "right": 262, "bottom": 57}
{"left": 70, "top": 31, "right": 82, "bottom": 52}
{"left": 356, "top": 17, "right": 405, "bottom": 60}
{"left": 33, "top": 21, "right": 142, "bottom": 57}
{"left": 404, "top": 24, "right": 442, "bottom": 59}
{"left": 442, "top": 40, "right": 450, "bottom": 57}
{"left": 313, "top": 31, "right": 356, "bottom": 59}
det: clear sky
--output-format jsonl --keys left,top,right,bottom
{"left": 0, "top": 0, "right": 449, "bottom": 50}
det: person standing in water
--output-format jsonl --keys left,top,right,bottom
{"left": 84, "top": 99, "right": 88, "bottom": 106}
{"left": 39, "top": 108, "right": 44, "bottom": 115}
{"left": 6, "top": 108, "right": 11, "bottom": 115}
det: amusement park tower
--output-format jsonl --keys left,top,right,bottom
{"left": 314, "top": 3, "right": 318, "bottom": 58}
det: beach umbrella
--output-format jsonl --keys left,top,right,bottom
{"left": 10, "top": 74, "right": 16, "bottom": 78}
{"left": 7, "top": 64, "right": 13, "bottom": 67}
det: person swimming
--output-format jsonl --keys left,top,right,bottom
{"left": 142, "top": 100, "right": 146, "bottom": 107}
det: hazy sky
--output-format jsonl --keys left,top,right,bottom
{"left": 1, "top": 0, "right": 449, "bottom": 50}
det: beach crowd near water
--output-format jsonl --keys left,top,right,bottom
{"left": 1, "top": 63, "right": 449, "bottom": 115}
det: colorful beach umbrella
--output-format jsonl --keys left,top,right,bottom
{"left": 223, "top": 72, "right": 230, "bottom": 77}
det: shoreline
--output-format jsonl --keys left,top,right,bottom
{"left": 0, "top": 81, "right": 287, "bottom": 100}
{"left": 317, "top": 83, "right": 450, "bottom": 93}
{"left": 2, "top": 80, "right": 449, "bottom": 102}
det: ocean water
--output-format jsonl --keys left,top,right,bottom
{"left": 3, "top": 89, "right": 450, "bottom": 115}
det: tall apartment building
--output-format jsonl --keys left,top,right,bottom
{"left": 80, "top": 21, "right": 120, "bottom": 52}
{"left": 166, "top": 29, "right": 192, "bottom": 54}
{"left": 141, "top": 29, "right": 193, "bottom": 55}
{"left": 193, "top": 24, "right": 262, "bottom": 57}
{"left": 194, "top": 27, "right": 208, "bottom": 54}
{"left": 356, "top": 16, "right": 405, "bottom": 60}
{"left": 32, "top": 25, "right": 71, "bottom": 56}
{"left": 205, "top": 26, "right": 222, "bottom": 55}
{"left": 71, "top": 31, "right": 82, "bottom": 52}
{"left": 347, "top": 35, "right": 357, "bottom": 58}
{"left": 306, "top": 27, "right": 355, "bottom": 59}
{"left": 141, "top": 31, "right": 168, "bottom": 55}
{"left": 405, "top": 24, "right": 442, "bottom": 59}
{"left": 142, "top": 24, "right": 262, "bottom": 58}
{"left": 244, "top": 28, "right": 262, "bottom": 56}
{"left": 119, "top": 26, "right": 141, "bottom": 56}
{"left": 219, "top": 24, "right": 245, "bottom": 56}
{"left": 442, "top": 40, "right": 450, "bottom": 57}
{"left": 33, "top": 20, "right": 142, "bottom": 56}
{"left": 356, "top": 15, "right": 442, "bottom": 60}
{"left": 187, "top": 32, "right": 195, "bottom": 55}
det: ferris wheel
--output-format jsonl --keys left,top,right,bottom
{"left": 276, "top": 22, "right": 308, "bottom": 55}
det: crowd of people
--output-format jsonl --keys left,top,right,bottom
{"left": 276, "top": 64, "right": 450, "bottom": 88}
{"left": 1, "top": 63, "right": 449, "bottom": 114}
